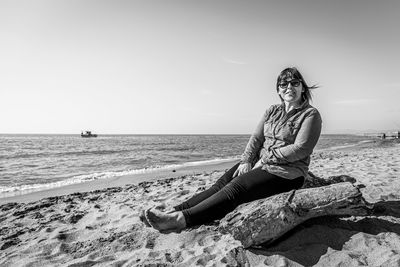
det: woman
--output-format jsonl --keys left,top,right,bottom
{"left": 143, "top": 67, "right": 322, "bottom": 233}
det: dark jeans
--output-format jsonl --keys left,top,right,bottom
{"left": 173, "top": 163, "right": 304, "bottom": 227}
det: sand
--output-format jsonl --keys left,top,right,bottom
{"left": 0, "top": 160, "right": 238, "bottom": 205}
{"left": 1, "top": 139, "right": 400, "bottom": 266}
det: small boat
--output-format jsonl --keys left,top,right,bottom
{"left": 81, "top": 131, "right": 98, "bottom": 138}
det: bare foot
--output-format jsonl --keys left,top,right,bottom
{"left": 145, "top": 208, "right": 186, "bottom": 233}
{"left": 164, "top": 207, "right": 177, "bottom": 214}
{"left": 154, "top": 204, "right": 175, "bottom": 214}
{"left": 154, "top": 203, "right": 167, "bottom": 210}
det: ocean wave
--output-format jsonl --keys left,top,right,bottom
{"left": 0, "top": 156, "right": 240, "bottom": 199}
{"left": 156, "top": 146, "right": 196, "bottom": 151}
{"left": 59, "top": 149, "right": 133, "bottom": 157}
{"left": 325, "top": 139, "right": 374, "bottom": 150}
{"left": 1, "top": 149, "right": 133, "bottom": 160}
{"left": 0, "top": 152, "right": 49, "bottom": 160}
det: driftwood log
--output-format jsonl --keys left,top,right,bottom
{"left": 218, "top": 182, "right": 371, "bottom": 248}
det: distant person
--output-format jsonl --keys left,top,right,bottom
{"left": 142, "top": 67, "right": 322, "bottom": 233}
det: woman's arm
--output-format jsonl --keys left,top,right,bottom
{"left": 240, "top": 108, "right": 270, "bottom": 165}
{"left": 262, "top": 110, "right": 322, "bottom": 164}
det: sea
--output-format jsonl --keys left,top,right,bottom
{"left": 0, "top": 134, "right": 373, "bottom": 199}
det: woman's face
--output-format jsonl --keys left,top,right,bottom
{"left": 278, "top": 78, "right": 303, "bottom": 105}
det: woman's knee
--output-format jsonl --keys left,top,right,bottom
{"left": 218, "top": 180, "right": 247, "bottom": 205}
{"left": 212, "top": 163, "right": 240, "bottom": 189}
{"left": 231, "top": 168, "right": 269, "bottom": 190}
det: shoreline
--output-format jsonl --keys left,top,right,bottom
{"left": 0, "top": 159, "right": 239, "bottom": 205}
{"left": 2, "top": 138, "right": 398, "bottom": 205}
{"left": 0, "top": 135, "right": 384, "bottom": 204}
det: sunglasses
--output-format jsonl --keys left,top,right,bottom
{"left": 279, "top": 80, "right": 302, "bottom": 89}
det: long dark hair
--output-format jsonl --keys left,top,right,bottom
{"left": 276, "top": 67, "right": 319, "bottom": 102}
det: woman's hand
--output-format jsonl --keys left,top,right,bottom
{"left": 233, "top": 163, "right": 252, "bottom": 178}
{"left": 252, "top": 159, "right": 263, "bottom": 169}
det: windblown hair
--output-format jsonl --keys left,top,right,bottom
{"left": 276, "top": 67, "right": 319, "bottom": 102}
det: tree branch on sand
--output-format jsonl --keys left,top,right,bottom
{"left": 219, "top": 181, "right": 371, "bottom": 248}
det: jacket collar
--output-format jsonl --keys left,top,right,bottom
{"left": 279, "top": 100, "right": 310, "bottom": 112}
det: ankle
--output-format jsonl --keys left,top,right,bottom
{"left": 176, "top": 212, "right": 187, "bottom": 229}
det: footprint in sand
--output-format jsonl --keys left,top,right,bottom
{"left": 203, "top": 246, "right": 214, "bottom": 254}
{"left": 196, "top": 232, "right": 222, "bottom": 247}
{"left": 54, "top": 229, "right": 79, "bottom": 243}
{"left": 147, "top": 250, "right": 160, "bottom": 258}
{"left": 44, "top": 226, "right": 54, "bottom": 233}
{"left": 164, "top": 251, "right": 183, "bottom": 264}
{"left": 196, "top": 254, "right": 217, "bottom": 266}
{"left": 153, "top": 189, "right": 191, "bottom": 203}
{"left": 145, "top": 231, "right": 159, "bottom": 249}
{"left": 95, "top": 213, "right": 108, "bottom": 220}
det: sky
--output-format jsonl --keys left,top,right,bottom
{"left": 1, "top": 0, "right": 399, "bottom": 134}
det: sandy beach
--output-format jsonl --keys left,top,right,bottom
{"left": 1, "top": 139, "right": 400, "bottom": 266}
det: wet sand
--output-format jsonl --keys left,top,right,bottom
{"left": 0, "top": 159, "right": 238, "bottom": 205}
